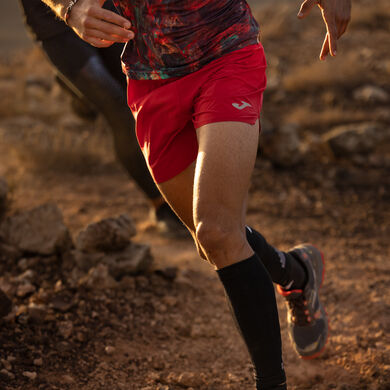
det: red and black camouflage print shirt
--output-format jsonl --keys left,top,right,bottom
{"left": 112, "top": 0, "right": 259, "bottom": 80}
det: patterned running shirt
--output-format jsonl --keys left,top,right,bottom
{"left": 112, "top": 0, "right": 259, "bottom": 80}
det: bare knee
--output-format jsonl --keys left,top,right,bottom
{"left": 187, "top": 230, "right": 207, "bottom": 260}
{"left": 195, "top": 220, "right": 248, "bottom": 267}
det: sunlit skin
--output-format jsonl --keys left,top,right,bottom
{"left": 42, "top": 0, "right": 134, "bottom": 47}
{"left": 43, "top": 0, "right": 351, "bottom": 59}
{"left": 40, "top": 0, "right": 352, "bottom": 267}
{"left": 298, "top": 0, "right": 351, "bottom": 60}
{"left": 38, "top": 1, "right": 350, "bottom": 386}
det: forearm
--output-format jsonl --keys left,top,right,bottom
{"left": 39, "top": 0, "right": 133, "bottom": 48}
{"left": 41, "top": 0, "right": 69, "bottom": 20}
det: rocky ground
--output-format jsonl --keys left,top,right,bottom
{"left": 0, "top": 0, "right": 389, "bottom": 389}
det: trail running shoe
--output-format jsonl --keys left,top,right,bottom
{"left": 152, "top": 203, "right": 189, "bottom": 239}
{"left": 277, "top": 244, "right": 328, "bottom": 359}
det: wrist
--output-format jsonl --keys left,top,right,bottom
{"left": 64, "top": 0, "right": 81, "bottom": 25}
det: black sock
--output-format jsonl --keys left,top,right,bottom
{"left": 217, "top": 254, "right": 287, "bottom": 390}
{"left": 246, "top": 226, "right": 307, "bottom": 290}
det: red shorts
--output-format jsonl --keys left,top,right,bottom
{"left": 127, "top": 43, "right": 267, "bottom": 183}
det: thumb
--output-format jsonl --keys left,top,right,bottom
{"left": 298, "top": 0, "right": 318, "bottom": 19}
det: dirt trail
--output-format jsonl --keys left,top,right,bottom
{"left": 0, "top": 0, "right": 389, "bottom": 389}
{"left": 1, "top": 149, "right": 389, "bottom": 390}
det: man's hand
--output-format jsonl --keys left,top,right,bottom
{"left": 66, "top": 0, "right": 134, "bottom": 47}
{"left": 298, "top": 0, "right": 351, "bottom": 60}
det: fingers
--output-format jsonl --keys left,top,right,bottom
{"left": 298, "top": 0, "right": 351, "bottom": 60}
{"left": 93, "top": 7, "right": 131, "bottom": 29}
{"left": 85, "top": 7, "right": 133, "bottom": 40}
{"left": 84, "top": 28, "right": 127, "bottom": 44}
{"left": 320, "top": 20, "right": 348, "bottom": 60}
{"left": 88, "top": 37, "right": 115, "bottom": 48}
{"left": 297, "top": 0, "right": 318, "bottom": 19}
{"left": 68, "top": 3, "right": 134, "bottom": 47}
{"left": 84, "top": 18, "right": 134, "bottom": 42}
{"left": 322, "top": 7, "right": 338, "bottom": 57}
{"left": 319, "top": 34, "right": 329, "bottom": 60}
{"left": 319, "top": 18, "right": 349, "bottom": 60}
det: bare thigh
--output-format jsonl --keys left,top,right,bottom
{"left": 194, "top": 121, "right": 259, "bottom": 267}
{"left": 158, "top": 121, "right": 259, "bottom": 267}
{"left": 156, "top": 161, "right": 207, "bottom": 258}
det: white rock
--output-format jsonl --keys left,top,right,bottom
{"left": 13, "top": 269, "right": 35, "bottom": 283}
{"left": 169, "top": 372, "right": 205, "bottom": 388}
{"left": 27, "top": 303, "right": 47, "bottom": 322}
{"left": 162, "top": 296, "right": 178, "bottom": 307}
{"left": 104, "top": 346, "right": 116, "bottom": 355}
{"left": 33, "top": 358, "right": 43, "bottom": 366}
{"left": 22, "top": 371, "right": 37, "bottom": 380}
{"left": 16, "top": 283, "right": 36, "bottom": 298}
{"left": 353, "top": 85, "right": 389, "bottom": 103}
{"left": 62, "top": 374, "right": 75, "bottom": 384}
{"left": 78, "top": 264, "right": 117, "bottom": 290}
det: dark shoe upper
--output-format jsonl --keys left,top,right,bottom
{"left": 277, "top": 244, "right": 328, "bottom": 359}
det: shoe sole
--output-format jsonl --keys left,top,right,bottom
{"left": 300, "top": 245, "right": 329, "bottom": 360}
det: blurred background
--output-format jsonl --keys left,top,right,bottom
{"left": 1, "top": 0, "right": 390, "bottom": 175}
{"left": 0, "top": 1, "right": 389, "bottom": 390}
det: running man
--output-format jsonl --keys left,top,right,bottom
{"left": 18, "top": 0, "right": 187, "bottom": 238}
{"left": 39, "top": 1, "right": 351, "bottom": 388}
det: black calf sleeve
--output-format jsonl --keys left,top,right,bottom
{"left": 246, "top": 226, "right": 307, "bottom": 290}
{"left": 41, "top": 32, "right": 161, "bottom": 200}
{"left": 217, "top": 255, "right": 287, "bottom": 390}
{"left": 73, "top": 57, "right": 161, "bottom": 200}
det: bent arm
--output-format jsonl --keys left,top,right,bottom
{"left": 40, "top": 0, "right": 134, "bottom": 47}
{"left": 298, "top": 0, "right": 351, "bottom": 60}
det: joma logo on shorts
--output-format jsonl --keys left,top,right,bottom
{"left": 232, "top": 101, "right": 252, "bottom": 110}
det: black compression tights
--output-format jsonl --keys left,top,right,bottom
{"left": 41, "top": 32, "right": 161, "bottom": 200}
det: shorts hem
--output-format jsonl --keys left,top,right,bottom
{"left": 194, "top": 115, "right": 260, "bottom": 130}
{"left": 152, "top": 153, "right": 197, "bottom": 184}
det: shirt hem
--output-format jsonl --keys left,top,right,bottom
{"left": 124, "top": 37, "right": 259, "bottom": 80}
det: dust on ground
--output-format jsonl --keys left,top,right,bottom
{"left": 0, "top": 0, "right": 389, "bottom": 389}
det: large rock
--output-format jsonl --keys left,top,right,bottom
{"left": 76, "top": 214, "right": 136, "bottom": 253}
{"left": 73, "top": 243, "right": 152, "bottom": 278}
{"left": 0, "top": 242, "right": 22, "bottom": 261}
{"left": 353, "top": 85, "right": 389, "bottom": 103}
{"left": 322, "top": 122, "right": 388, "bottom": 157}
{"left": 260, "top": 123, "right": 305, "bottom": 167}
{"left": 0, "top": 203, "right": 72, "bottom": 255}
{"left": 72, "top": 215, "right": 152, "bottom": 279}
